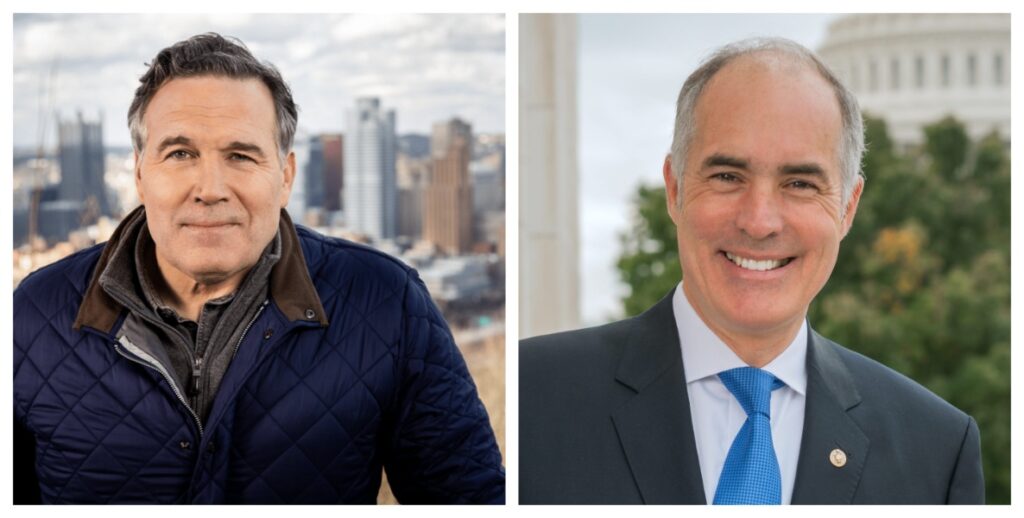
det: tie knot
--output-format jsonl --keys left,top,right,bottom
{"left": 718, "top": 367, "right": 783, "bottom": 417}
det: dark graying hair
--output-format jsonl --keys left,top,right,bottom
{"left": 127, "top": 32, "right": 297, "bottom": 162}
{"left": 670, "top": 37, "right": 865, "bottom": 205}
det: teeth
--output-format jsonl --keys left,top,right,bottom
{"left": 725, "top": 252, "right": 789, "bottom": 272}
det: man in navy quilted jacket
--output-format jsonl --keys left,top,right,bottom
{"left": 13, "top": 32, "right": 504, "bottom": 504}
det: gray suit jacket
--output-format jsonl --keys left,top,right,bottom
{"left": 519, "top": 292, "right": 984, "bottom": 504}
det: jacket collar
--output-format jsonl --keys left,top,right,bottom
{"left": 790, "top": 330, "right": 868, "bottom": 504}
{"left": 74, "top": 206, "right": 328, "bottom": 335}
{"left": 610, "top": 290, "right": 707, "bottom": 504}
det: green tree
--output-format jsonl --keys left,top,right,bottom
{"left": 616, "top": 115, "right": 1010, "bottom": 503}
{"left": 616, "top": 185, "right": 680, "bottom": 316}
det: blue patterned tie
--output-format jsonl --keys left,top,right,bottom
{"left": 713, "top": 367, "right": 785, "bottom": 505}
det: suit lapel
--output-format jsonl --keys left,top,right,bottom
{"left": 610, "top": 292, "right": 706, "bottom": 504}
{"left": 791, "top": 330, "right": 870, "bottom": 504}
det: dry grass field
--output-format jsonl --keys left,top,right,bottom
{"left": 377, "top": 324, "right": 506, "bottom": 504}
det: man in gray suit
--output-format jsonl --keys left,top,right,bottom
{"left": 519, "top": 37, "right": 984, "bottom": 505}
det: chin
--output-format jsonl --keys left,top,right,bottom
{"left": 181, "top": 260, "right": 244, "bottom": 284}
{"left": 185, "top": 271, "right": 232, "bottom": 286}
{"left": 730, "top": 316, "right": 794, "bottom": 336}
{"left": 718, "top": 299, "right": 798, "bottom": 333}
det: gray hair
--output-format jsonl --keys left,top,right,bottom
{"left": 669, "top": 37, "right": 865, "bottom": 205}
{"left": 127, "top": 32, "right": 297, "bottom": 163}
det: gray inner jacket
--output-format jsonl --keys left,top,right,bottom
{"left": 97, "top": 207, "right": 281, "bottom": 425}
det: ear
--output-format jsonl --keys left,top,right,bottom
{"left": 662, "top": 155, "right": 682, "bottom": 225}
{"left": 840, "top": 177, "right": 864, "bottom": 239}
{"left": 134, "top": 151, "right": 145, "bottom": 204}
{"left": 279, "top": 151, "right": 296, "bottom": 207}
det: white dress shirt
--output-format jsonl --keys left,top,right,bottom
{"left": 672, "top": 283, "right": 807, "bottom": 504}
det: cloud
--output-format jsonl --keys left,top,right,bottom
{"left": 13, "top": 13, "right": 505, "bottom": 149}
{"left": 331, "top": 14, "right": 431, "bottom": 43}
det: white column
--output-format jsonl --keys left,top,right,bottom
{"left": 519, "top": 14, "right": 580, "bottom": 338}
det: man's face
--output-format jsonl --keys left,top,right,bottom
{"left": 135, "top": 76, "right": 294, "bottom": 285}
{"left": 664, "top": 56, "right": 862, "bottom": 341}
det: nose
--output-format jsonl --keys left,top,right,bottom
{"left": 193, "top": 158, "right": 231, "bottom": 205}
{"left": 735, "top": 185, "right": 784, "bottom": 240}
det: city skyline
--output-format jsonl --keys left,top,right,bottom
{"left": 13, "top": 13, "right": 505, "bottom": 150}
{"left": 12, "top": 121, "right": 505, "bottom": 242}
{"left": 13, "top": 105, "right": 507, "bottom": 294}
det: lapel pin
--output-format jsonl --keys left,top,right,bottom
{"left": 829, "top": 448, "right": 847, "bottom": 468}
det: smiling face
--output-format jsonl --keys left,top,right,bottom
{"left": 664, "top": 54, "right": 862, "bottom": 345}
{"left": 135, "top": 76, "right": 295, "bottom": 288}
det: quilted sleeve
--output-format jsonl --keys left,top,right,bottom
{"left": 14, "top": 279, "right": 49, "bottom": 505}
{"left": 14, "top": 275, "right": 62, "bottom": 505}
{"left": 14, "top": 419, "right": 42, "bottom": 504}
{"left": 383, "top": 270, "right": 505, "bottom": 504}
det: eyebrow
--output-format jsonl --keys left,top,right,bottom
{"left": 780, "top": 163, "right": 826, "bottom": 176}
{"left": 703, "top": 153, "right": 749, "bottom": 170}
{"left": 156, "top": 135, "right": 194, "bottom": 154}
{"left": 223, "top": 141, "right": 267, "bottom": 158}
{"left": 154, "top": 136, "right": 267, "bottom": 159}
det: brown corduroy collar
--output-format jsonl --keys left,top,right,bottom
{"left": 73, "top": 206, "right": 329, "bottom": 334}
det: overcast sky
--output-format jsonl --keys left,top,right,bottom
{"left": 578, "top": 13, "right": 840, "bottom": 325}
{"left": 13, "top": 13, "right": 505, "bottom": 150}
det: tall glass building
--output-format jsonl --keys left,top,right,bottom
{"left": 344, "top": 98, "right": 397, "bottom": 241}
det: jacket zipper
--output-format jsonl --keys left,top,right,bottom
{"left": 190, "top": 300, "right": 268, "bottom": 411}
{"left": 230, "top": 300, "right": 269, "bottom": 360}
{"left": 191, "top": 356, "right": 203, "bottom": 409}
{"left": 114, "top": 336, "right": 204, "bottom": 437}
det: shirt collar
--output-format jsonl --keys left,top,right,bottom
{"left": 672, "top": 282, "right": 807, "bottom": 395}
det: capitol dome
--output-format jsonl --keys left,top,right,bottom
{"left": 818, "top": 13, "right": 1010, "bottom": 146}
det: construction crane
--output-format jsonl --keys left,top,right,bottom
{"left": 27, "top": 56, "right": 59, "bottom": 253}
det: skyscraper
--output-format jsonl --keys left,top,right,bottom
{"left": 57, "top": 111, "right": 110, "bottom": 218}
{"left": 424, "top": 118, "right": 473, "bottom": 255}
{"left": 305, "top": 135, "right": 325, "bottom": 211}
{"left": 305, "top": 133, "right": 344, "bottom": 213}
{"left": 287, "top": 129, "right": 309, "bottom": 223}
{"left": 396, "top": 151, "right": 430, "bottom": 240}
{"left": 344, "top": 98, "right": 396, "bottom": 241}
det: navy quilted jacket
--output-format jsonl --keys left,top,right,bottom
{"left": 13, "top": 211, "right": 505, "bottom": 504}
